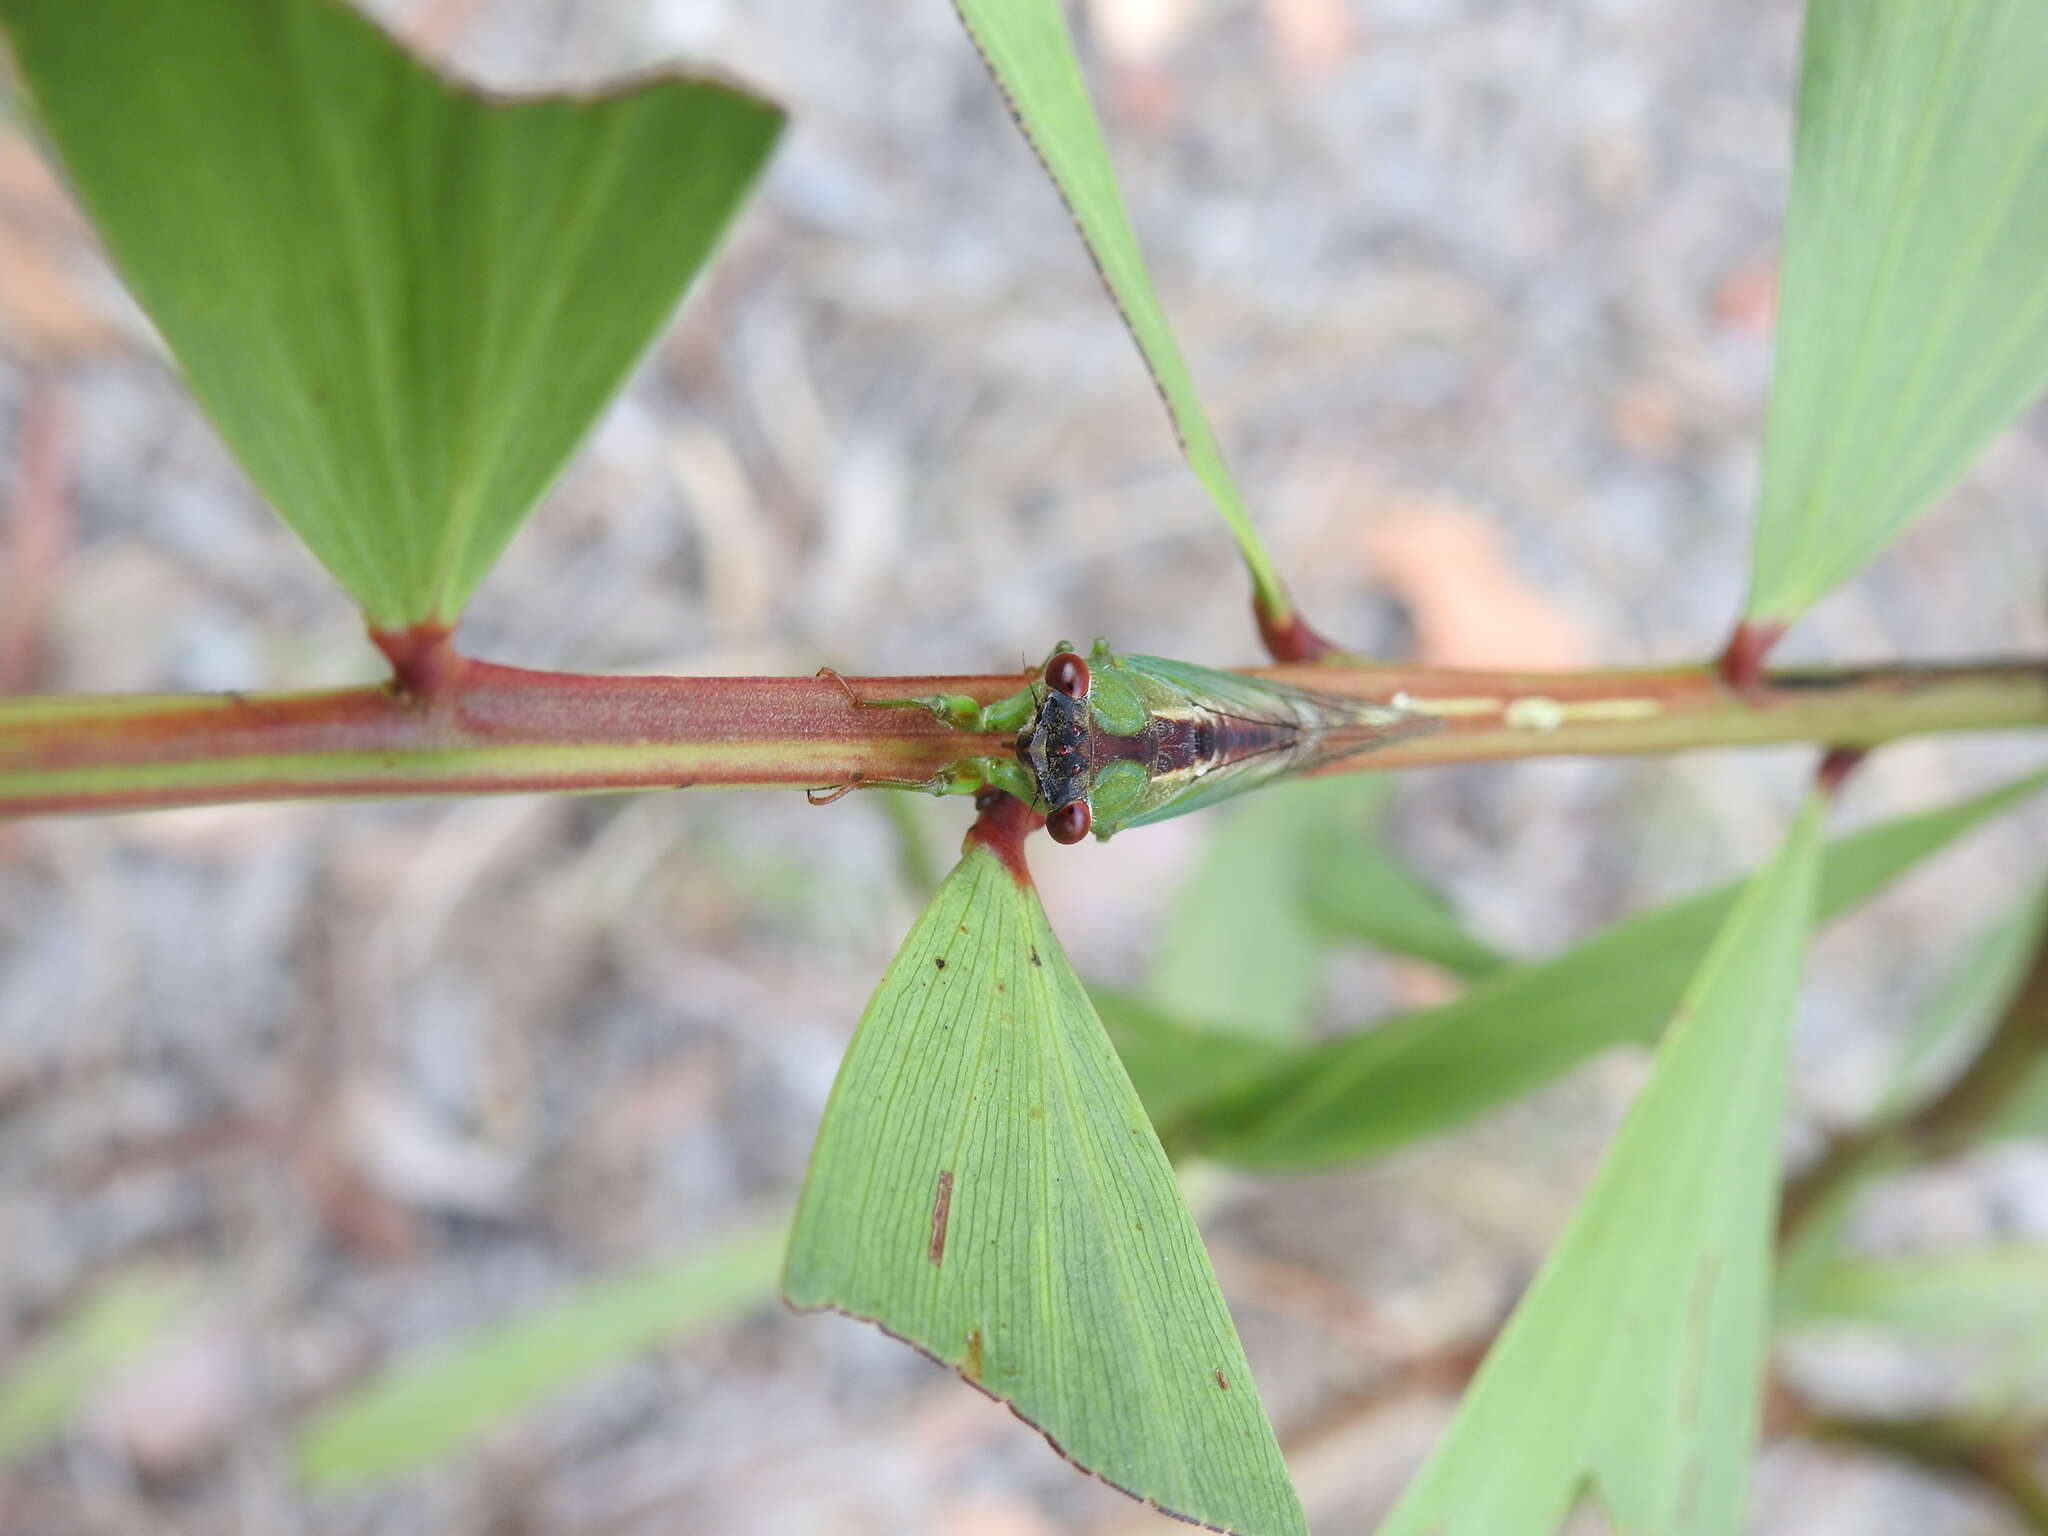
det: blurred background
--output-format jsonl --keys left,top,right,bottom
{"left": 2, "top": 0, "right": 2046, "bottom": 1531}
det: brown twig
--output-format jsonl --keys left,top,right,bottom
{"left": 4, "top": 649, "right": 2042, "bottom": 817}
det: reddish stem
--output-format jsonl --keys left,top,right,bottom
{"left": 965, "top": 785, "right": 1042, "bottom": 887}
{"left": 1253, "top": 597, "right": 1342, "bottom": 664}
{"left": 1717, "top": 618, "right": 1786, "bottom": 692}
{"left": 4, "top": 654, "right": 2042, "bottom": 817}
{"left": 1816, "top": 745, "right": 1867, "bottom": 796}
{"left": 368, "top": 622, "right": 467, "bottom": 699}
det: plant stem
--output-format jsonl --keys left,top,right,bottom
{"left": 1780, "top": 915, "right": 2048, "bottom": 1245}
{"left": 1796, "top": 1411, "right": 2048, "bottom": 1534}
{"left": 2, "top": 652, "right": 2043, "bottom": 817}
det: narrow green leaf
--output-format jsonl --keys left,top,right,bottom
{"left": 1781, "top": 1247, "right": 2048, "bottom": 1339}
{"left": 786, "top": 834, "right": 1305, "bottom": 1536}
{"left": 1748, "top": 0, "right": 2048, "bottom": 625}
{"left": 1878, "top": 878, "right": 2048, "bottom": 1119}
{"left": 1094, "top": 988, "right": 1286, "bottom": 1128}
{"left": 1148, "top": 783, "right": 1346, "bottom": 1043}
{"left": 1199, "top": 770, "right": 2048, "bottom": 1169}
{"left": 950, "top": 0, "right": 1293, "bottom": 619}
{"left": 297, "top": 1224, "right": 782, "bottom": 1487}
{"left": 1304, "top": 841, "right": 1510, "bottom": 982}
{"left": 0, "top": 1270, "right": 192, "bottom": 1465}
{"left": 1147, "top": 777, "right": 1498, "bottom": 1047}
{"left": 1989, "top": 1066, "right": 2048, "bottom": 1142}
{"left": 1379, "top": 799, "right": 1824, "bottom": 1536}
{"left": 0, "top": 0, "right": 781, "bottom": 628}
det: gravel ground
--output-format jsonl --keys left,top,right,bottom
{"left": 2, "top": 0, "right": 2045, "bottom": 1532}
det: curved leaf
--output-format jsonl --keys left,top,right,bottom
{"left": 0, "top": 0, "right": 782, "bottom": 627}
{"left": 1782, "top": 1247, "right": 2048, "bottom": 1339}
{"left": 0, "top": 1270, "right": 193, "bottom": 1466}
{"left": 786, "top": 830, "right": 1304, "bottom": 1536}
{"left": 296, "top": 1225, "right": 782, "bottom": 1488}
{"left": 950, "top": 0, "right": 1292, "bottom": 620}
{"left": 1378, "top": 799, "right": 1823, "bottom": 1536}
{"left": 1748, "top": 0, "right": 2048, "bottom": 624}
{"left": 1199, "top": 769, "right": 2048, "bottom": 1169}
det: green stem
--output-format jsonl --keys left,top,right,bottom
{"left": 1780, "top": 914, "right": 2048, "bottom": 1245}
{"left": 2, "top": 652, "right": 2043, "bottom": 817}
{"left": 1798, "top": 1411, "right": 2048, "bottom": 1534}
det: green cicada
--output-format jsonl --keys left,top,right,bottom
{"left": 843, "top": 639, "right": 1439, "bottom": 843}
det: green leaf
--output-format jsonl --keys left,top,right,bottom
{"left": 0, "top": 1269, "right": 193, "bottom": 1466}
{"left": 1304, "top": 840, "right": 1510, "bottom": 982}
{"left": 1879, "top": 877, "right": 2047, "bottom": 1120}
{"left": 1147, "top": 777, "right": 1499, "bottom": 1047}
{"left": 1198, "top": 769, "right": 2048, "bottom": 1169}
{"left": 1094, "top": 988, "right": 1286, "bottom": 1129}
{"left": 296, "top": 1224, "right": 782, "bottom": 1487}
{"left": 1148, "top": 782, "right": 1347, "bottom": 1043}
{"left": 0, "top": 0, "right": 781, "bottom": 628}
{"left": 1378, "top": 799, "right": 1824, "bottom": 1536}
{"left": 1747, "top": 0, "right": 2048, "bottom": 625}
{"left": 1781, "top": 1247, "right": 2048, "bottom": 1339}
{"left": 1990, "top": 1065, "right": 2048, "bottom": 1142}
{"left": 950, "top": 0, "right": 1293, "bottom": 621}
{"left": 785, "top": 833, "right": 1305, "bottom": 1536}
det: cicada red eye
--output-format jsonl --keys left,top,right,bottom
{"left": 1046, "top": 800, "right": 1092, "bottom": 844}
{"left": 1044, "top": 651, "right": 1090, "bottom": 699}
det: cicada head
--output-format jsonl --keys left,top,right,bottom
{"left": 1018, "top": 679, "right": 1090, "bottom": 824}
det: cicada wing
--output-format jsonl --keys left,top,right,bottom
{"left": 1109, "top": 703, "right": 1440, "bottom": 835}
{"left": 1117, "top": 654, "right": 1424, "bottom": 736}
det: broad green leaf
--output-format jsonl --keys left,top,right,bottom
{"left": 297, "top": 1224, "right": 781, "bottom": 1487}
{"left": 1198, "top": 770, "right": 2048, "bottom": 1169}
{"left": 786, "top": 832, "right": 1305, "bottom": 1536}
{"left": 0, "top": 0, "right": 781, "bottom": 628}
{"left": 0, "top": 1269, "right": 192, "bottom": 1465}
{"left": 951, "top": 0, "right": 1292, "bottom": 620}
{"left": 1781, "top": 1247, "right": 2048, "bottom": 1338}
{"left": 1747, "top": 0, "right": 2048, "bottom": 625}
{"left": 1094, "top": 988, "right": 1286, "bottom": 1128}
{"left": 1379, "top": 799, "right": 1823, "bottom": 1536}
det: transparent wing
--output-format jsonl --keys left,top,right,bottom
{"left": 1108, "top": 655, "right": 1439, "bottom": 834}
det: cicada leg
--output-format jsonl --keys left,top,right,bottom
{"left": 816, "top": 666, "right": 1040, "bottom": 735}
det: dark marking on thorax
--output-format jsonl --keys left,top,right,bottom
{"left": 1019, "top": 693, "right": 1301, "bottom": 811}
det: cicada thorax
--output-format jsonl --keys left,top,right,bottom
{"left": 1018, "top": 685, "right": 1302, "bottom": 834}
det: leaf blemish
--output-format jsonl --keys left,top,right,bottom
{"left": 928, "top": 1169, "right": 954, "bottom": 1265}
{"left": 933, "top": 956, "right": 947, "bottom": 970}
{"left": 1214, "top": 1368, "right": 1228, "bottom": 1391}
{"left": 1028, "top": 947, "right": 1042, "bottom": 967}
{"left": 963, "top": 1327, "right": 984, "bottom": 1382}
